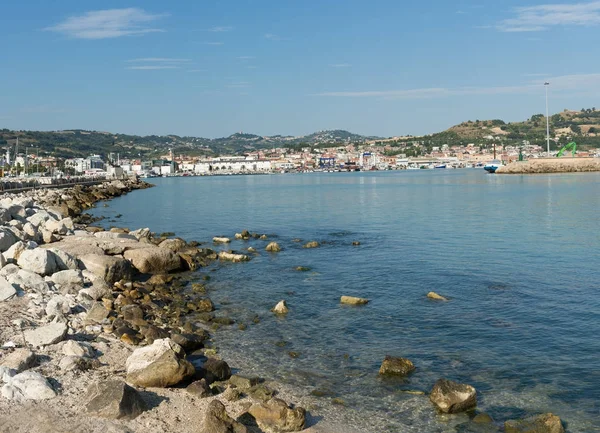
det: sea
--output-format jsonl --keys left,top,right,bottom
{"left": 91, "top": 170, "right": 600, "bottom": 433}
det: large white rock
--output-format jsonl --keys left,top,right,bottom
{"left": 50, "top": 269, "right": 84, "bottom": 286}
{"left": 94, "top": 231, "right": 136, "bottom": 240}
{"left": 46, "top": 247, "right": 79, "bottom": 271}
{"left": 1, "top": 371, "right": 56, "bottom": 401}
{"left": 123, "top": 247, "right": 181, "bottom": 274}
{"left": 3, "top": 240, "right": 37, "bottom": 263}
{"left": 27, "top": 210, "right": 53, "bottom": 227}
{"left": 17, "top": 248, "right": 58, "bottom": 276}
{"left": 45, "top": 219, "right": 68, "bottom": 235}
{"left": 24, "top": 321, "right": 68, "bottom": 347}
{"left": 7, "top": 269, "right": 50, "bottom": 293}
{"left": 0, "top": 278, "right": 16, "bottom": 301}
{"left": 62, "top": 340, "right": 94, "bottom": 358}
{"left": 0, "top": 228, "right": 18, "bottom": 252}
{"left": 45, "top": 295, "right": 71, "bottom": 319}
{"left": 79, "top": 254, "right": 132, "bottom": 285}
{"left": 0, "top": 348, "right": 36, "bottom": 373}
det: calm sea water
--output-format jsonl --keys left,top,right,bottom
{"left": 92, "top": 170, "right": 600, "bottom": 432}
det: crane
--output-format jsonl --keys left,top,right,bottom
{"left": 556, "top": 142, "right": 576, "bottom": 158}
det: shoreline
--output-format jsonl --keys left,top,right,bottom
{"left": 0, "top": 178, "right": 570, "bottom": 433}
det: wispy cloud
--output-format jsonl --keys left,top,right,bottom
{"left": 45, "top": 8, "right": 166, "bottom": 39}
{"left": 126, "top": 65, "right": 179, "bottom": 70}
{"left": 127, "top": 58, "right": 190, "bottom": 63}
{"left": 205, "top": 26, "right": 233, "bottom": 32}
{"left": 203, "top": 41, "right": 224, "bottom": 45}
{"left": 313, "top": 73, "right": 600, "bottom": 99}
{"left": 330, "top": 63, "right": 351, "bottom": 68}
{"left": 497, "top": 1, "right": 600, "bottom": 32}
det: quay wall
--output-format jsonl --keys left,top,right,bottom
{"left": 497, "top": 157, "right": 600, "bottom": 174}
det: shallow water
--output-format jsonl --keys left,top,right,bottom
{"left": 92, "top": 171, "right": 600, "bottom": 432}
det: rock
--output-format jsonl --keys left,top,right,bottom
{"left": 123, "top": 247, "right": 181, "bottom": 274}
{"left": 265, "top": 242, "right": 281, "bottom": 252}
{"left": 80, "top": 254, "right": 133, "bottom": 285}
{"left": 0, "top": 366, "right": 16, "bottom": 382}
{"left": 429, "top": 378, "right": 477, "bottom": 414}
{"left": 170, "top": 332, "right": 206, "bottom": 352}
{"left": 158, "top": 238, "right": 186, "bottom": 252}
{"left": 50, "top": 269, "right": 84, "bottom": 286}
{"left": 271, "top": 300, "right": 289, "bottom": 315}
{"left": 248, "top": 398, "right": 306, "bottom": 433}
{"left": 125, "top": 338, "right": 195, "bottom": 388}
{"left": 85, "top": 380, "right": 147, "bottom": 420}
{"left": 213, "top": 237, "right": 231, "bottom": 244}
{"left": 1, "top": 371, "right": 56, "bottom": 401}
{"left": 340, "top": 296, "right": 369, "bottom": 305}
{"left": 473, "top": 413, "right": 494, "bottom": 424}
{"left": 218, "top": 251, "right": 250, "bottom": 262}
{"left": 202, "top": 358, "right": 232, "bottom": 383}
{"left": 59, "top": 355, "right": 97, "bottom": 372}
{"left": 86, "top": 302, "right": 111, "bottom": 323}
{"left": 303, "top": 241, "right": 319, "bottom": 249}
{"left": 504, "top": 413, "right": 564, "bottom": 433}
{"left": 197, "top": 298, "right": 214, "bottom": 312}
{"left": 7, "top": 269, "right": 50, "bottom": 293}
{"left": 3, "top": 241, "right": 34, "bottom": 263}
{"left": 0, "top": 349, "right": 36, "bottom": 373}
{"left": 378, "top": 356, "right": 415, "bottom": 376}
{"left": 248, "top": 384, "right": 276, "bottom": 402}
{"left": 229, "top": 375, "right": 260, "bottom": 390}
{"left": 427, "top": 291, "right": 449, "bottom": 301}
{"left": 352, "top": 241, "right": 361, "bottom": 246}
{"left": 0, "top": 278, "right": 16, "bottom": 301}
{"left": 201, "top": 400, "right": 248, "bottom": 433}
{"left": 45, "top": 295, "right": 71, "bottom": 319}
{"left": 121, "top": 304, "right": 144, "bottom": 322}
{"left": 0, "top": 228, "right": 18, "bottom": 252}
{"left": 17, "top": 248, "right": 58, "bottom": 276}
{"left": 223, "top": 385, "right": 242, "bottom": 401}
{"left": 294, "top": 266, "right": 310, "bottom": 272}
{"left": 63, "top": 340, "right": 94, "bottom": 358}
{"left": 46, "top": 248, "right": 79, "bottom": 270}
{"left": 186, "top": 378, "right": 212, "bottom": 398}
{"left": 94, "top": 231, "right": 136, "bottom": 240}
{"left": 24, "top": 321, "right": 68, "bottom": 347}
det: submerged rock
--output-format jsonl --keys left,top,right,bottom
{"left": 248, "top": 398, "right": 306, "bottom": 433}
{"left": 219, "top": 251, "right": 250, "bottom": 262}
{"left": 303, "top": 241, "right": 319, "bottom": 249}
{"left": 85, "top": 380, "right": 147, "bottom": 420}
{"left": 266, "top": 242, "right": 281, "bottom": 252}
{"left": 504, "top": 413, "right": 564, "bottom": 433}
{"left": 430, "top": 378, "right": 477, "bottom": 413}
{"left": 378, "top": 356, "right": 415, "bottom": 376}
{"left": 427, "top": 291, "right": 449, "bottom": 301}
{"left": 213, "top": 237, "right": 231, "bottom": 244}
{"left": 271, "top": 300, "right": 289, "bottom": 315}
{"left": 340, "top": 295, "right": 369, "bottom": 305}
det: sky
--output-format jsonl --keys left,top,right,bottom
{"left": 2, "top": 0, "right": 600, "bottom": 138}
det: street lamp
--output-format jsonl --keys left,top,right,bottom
{"left": 545, "top": 82, "right": 550, "bottom": 157}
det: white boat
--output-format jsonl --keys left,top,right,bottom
{"left": 483, "top": 159, "right": 503, "bottom": 173}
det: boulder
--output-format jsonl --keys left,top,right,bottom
{"left": 45, "top": 295, "right": 71, "bottom": 319}
{"left": 0, "top": 366, "right": 16, "bottom": 382}
{"left": 202, "top": 358, "right": 232, "bottom": 383}
{"left": 504, "top": 413, "right": 564, "bottom": 433}
{"left": 27, "top": 210, "right": 52, "bottom": 227}
{"left": 427, "top": 291, "right": 448, "bottom": 301}
{"left": 1, "top": 371, "right": 56, "bottom": 401}
{"left": 201, "top": 400, "right": 248, "bottom": 433}
{"left": 94, "top": 231, "right": 136, "bottom": 240}
{"left": 429, "top": 378, "right": 477, "bottom": 413}
{"left": 303, "top": 241, "right": 319, "bottom": 249}
{"left": 229, "top": 375, "right": 260, "bottom": 390}
{"left": 0, "top": 278, "right": 16, "bottom": 301}
{"left": 248, "top": 398, "right": 306, "bottom": 433}
{"left": 63, "top": 340, "right": 95, "bottom": 358}
{"left": 340, "top": 296, "right": 369, "bottom": 305}
{"left": 80, "top": 254, "right": 132, "bottom": 285}
{"left": 42, "top": 238, "right": 105, "bottom": 258}
{"left": 271, "top": 300, "right": 289, "bottom": 315}
{"left": 8, "top": 269, "right": 50, "bottom": 293}
{"left": 125, "top": 338, "right": 195, "bottom": 388}
{"left": 213, "top": 237, "right": 231, "bottom": 244}
{"left": 59, "top": 355, "right": 97, "bottom": 372}
{"left": 378, "top": 356, "right": 415, "bottom": 376}
{"left": 0, "top": 349, "right": 36, "bottom": 373}
{"left": 51, "top": 269, "right": 84, "bottom": 286}
{"left": 22, "top": 222, "right": 38, "bottom": 240}
{"left": 0, "top": 253, "right": 6, "bottom": 269}
{"left": 265, "top": 242, "right": 281, "bottom": 252}
{"left": 46, "top": 248, "right": 79, "bottom": 270}
{"left": 218, "top": 251, "right": 250, "bottom": 262}
{"left": 123, "top": 247, "right": 181, "bottom": 274}
{"left": 3, "top": 241, "right": 35, "bottom": 263}
{"left": 17, "top": 248, "right": 58, "bottom": 276}
{"left": 0, "top": 228, "right": 18, "bottom": 252}
{"left": 158, "top": 238, "right": 186, "bottom": 252}
{"left": 186, "top": 379, "right": 212, "bottom": 398}
{"left": 24, "top": 321, "right": 68, "bottom": 347}
{"left": 85, "top": 380, "right": 147, "bottom": 420}
{"left": 85, "top": 302, "right": 111, "bottom": 324}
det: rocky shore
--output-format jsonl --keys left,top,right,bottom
{"left": 0, "top": 178, "right": 567, "bottom": 433}
{"left": 497, "top": 157, "right": 600, "bottom": 174}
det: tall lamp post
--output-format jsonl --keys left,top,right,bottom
{"left": 545, "top": 81, "right": 550, "bottom": 157}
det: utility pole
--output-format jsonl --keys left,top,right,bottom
{"left": 545, "top": 82, "right": 550, "bottom": 157}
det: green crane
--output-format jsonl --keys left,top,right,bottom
{"left": 557, "top": 141, "right": 576, "bottom": 157}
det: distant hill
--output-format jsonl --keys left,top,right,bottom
{"left": 0, "top": 128, "right": 379, "bottom": 160}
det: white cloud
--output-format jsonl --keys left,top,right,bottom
{"left": 497, "top": 1, "right": 600, "bottom": 32}
{"left": 45, "top": 8, "right": 166, "bottom": 39}
{"left": 313, "top": 73, "right": 600, "bottom": 99}
{"left": 126, "top": 58, "right": 190, "bottom": 63}
{"left": 330, "top": 63, "right": 351, "bottom": 68}
{"left": 126, "top": 65, "right": 179, "bottom": 70}
{"left": 205, "top": 26, "right": 233, "bottom": 32}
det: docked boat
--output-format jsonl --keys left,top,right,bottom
{"left": 434, "top": 164, "right": 446, "bottom": 169}
{"left": 483, "top": 159, "right": 503, "bottom": 173}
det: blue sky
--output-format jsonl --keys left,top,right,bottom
{"left": 2, "top": 0, "right": 600, "bottom": 138}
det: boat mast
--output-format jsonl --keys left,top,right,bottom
{"left": 493, "top": 142, "right": 496, "bottom": 160}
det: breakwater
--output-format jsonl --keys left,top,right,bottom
{"left": 497, "top": 157, "right": 600, "bottom": 174}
